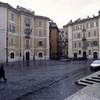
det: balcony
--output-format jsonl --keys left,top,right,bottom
{"left": 25, "top": 33, "right": 30, "bottom": 38}
{"left": 82, "top": 28, "right": 86, "bottom": 32}
{"left": 82, "top": 37, "right": 86, "bottom": 41}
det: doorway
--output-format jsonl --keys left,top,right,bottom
{"left": 26, "top": 51, "right": 30, "bottom": 60}
{"left": 83, "top": 51, "right": 87, "bottom": 59}
{"left": 93, "top": 52, "right": 98, "bottom": 59}
{"left": 74, "top": 53, "right": 77, "bottom": 58}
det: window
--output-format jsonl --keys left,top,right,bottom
{"left": 10, "top": 38, "right": 14, "bottom": 46}
{"left": 78, "top": 25, "right": 81, "bottom": 30}
{"left": 10, "top": 25, "right": 15, "bottom": 33}
{"left": 82, "top": 24, "right": 85, "bottom": 30}
{"left": 10, "top": 52, "right": 14, "bottom": 59}
{"left": 26, "top": 39, "right": 30, "bottom": 48}
{"left": 83, "top": 42, "right": 87, "bottom": 49}
{"left": 88, "top": 23, "right": 90, "bottom": 28}
{"left": 77, "top": 33, "right": 80, "bottom": 38}
{"left": 83, "top": 32, "right": 86, "bottom": 37}
{"left": 79, "top": 50, "right": 81, "bottom": 55}
{"left": 73, "top": 26, "right": 76, "bottom": 31}
{"left": 11, "top": 13, "right": 14, "bottom": 21}
{"left": 25, "top": 28, "right": 30, "bottom": 35}
{"left": 79, "top": 42, "right": 81, "bottom": 47}
{"left": 25, "top": 18, "right": 30, "bottom": 26}
{"left": 89, "top": 50, "right": 91, "bottom": 55}
{"left": 38, "top": 52, "right": 42, "bottom": 57}
{"left": 38, "top": 20, "right": 42, "bottom": 27}
{"left": 88, "top": 32, "right": 91, "bottom": 37}
{"left": 38, "top": 30, "right": 42, "bottom": 37}
{"left": 93, "top": 22, "right": 96, "bottom": 27}
{"left": 93, "top": 41, "right": 98, "bottom": 46}
{"left": 38, "top": 41, "right": 43, "bottom": 47}
{"left": 88, "top": 41, "right": 92, "bottom": 47}
{"left": 74, "top": 34, "right": 76, "bottom": 39}
{"left": 74, "top": 42, "right": 77, "bottom": 48}
{"left": 94, "top": 30, "right": 97, "bottom": 36}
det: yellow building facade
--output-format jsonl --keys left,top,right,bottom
{"left": 63, "top": 13, "right": 100, "bottom": 59}
{"left": 0, "top": 2, "right": 50, "bottom": 63}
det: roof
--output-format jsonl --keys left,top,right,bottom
{"left": 63, "top": 13, "right": 100, "bottom": 27}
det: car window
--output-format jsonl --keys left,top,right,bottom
{"left": 93, "top": 60, "right": 100, "bottom": 64}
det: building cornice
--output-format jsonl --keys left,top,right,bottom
{"left": 63, "top": 14, "right": 100, "bottom": 27}
{"left": 0, "top": 2, "right": 19, "bottom": 14}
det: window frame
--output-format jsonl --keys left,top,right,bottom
{"left": 10, "top": 38, "right": 14, "bottom": 46}
{"left": 38, "top": 41, "right": 43, "bottom": 47}
{"left": 38, "top": 20, "right": 42, "bottom": 27}
{"left": 10, "top": 52, "right": 14, "bottom": 59}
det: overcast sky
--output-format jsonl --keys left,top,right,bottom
{"left": 1, "top": 0, "right": 100, "bottom": 28}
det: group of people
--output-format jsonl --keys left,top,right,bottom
{"left": 0, "top": 64, "right": 7, "bottom": 82}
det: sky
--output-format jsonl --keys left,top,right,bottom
{"left": 1, "top": 0, "right": 100, "bottom": 28}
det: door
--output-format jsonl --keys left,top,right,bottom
{"left": 26, "top": 51, "right": 30, "bottom": 60}
{"left": 74, "top": 53, "right": 77, "bottom": 58}
{"left": 93, "top": 52, "right": 98, "bottom": 59}
{"left": 83, "top": 51, "right": 87, "bottom": 59}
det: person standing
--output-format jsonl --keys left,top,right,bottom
{"left": 0, "top": 64, "right": 7, "bottom": 82}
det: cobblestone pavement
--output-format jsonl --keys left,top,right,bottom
{"left": 0, "top": 60, "right": 94, "bottom": 100}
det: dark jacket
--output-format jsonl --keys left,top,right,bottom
{"left": 0, "top": 65, "right": 5, "bottom": 77}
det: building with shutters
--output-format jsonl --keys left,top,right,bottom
{"left": 63, "top": 11, "right": 100, "bottom": 59}
{"left": 0, "top": 2, "right": 50, "bottom": 63}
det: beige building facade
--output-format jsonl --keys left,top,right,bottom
{"left": 63, "top": 12, "right": 100, "bottom": 59}
{"left": 0, "top": 2, "right": 50, "bottom": 63}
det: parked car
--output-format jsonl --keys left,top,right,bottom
{"left": 90, "top": 60, "right": 100, "bottom": 71}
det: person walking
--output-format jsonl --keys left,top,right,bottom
{"left": 0, "top": 64, "right": 7, "bottom": 82}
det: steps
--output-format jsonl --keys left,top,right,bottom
{"left": 75, "top": 71, "right": 100, "bottom": 86}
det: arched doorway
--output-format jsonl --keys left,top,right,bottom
{"left": 26, "top": 51, "right": 30, "bottom": 60}
{"left": 74, "top": 53, "right": 77, "bottom": 58}
{"left": 93, "top": 52, "right": 98, "bottom": 59}
{"left": 83, "top": 51, "right": 87, "bottom": 59}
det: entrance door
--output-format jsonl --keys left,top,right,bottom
{"left": 74, "top": 53, "right": 77, "bottom": 58}
{"left": 26, "top": 51, "right": 30, "bottom": 60}
{"left": 93, "top": 52, "right": 98, "bottom": 59}
{"left": 83, "top": 51, "right": 87, "bottom": 59}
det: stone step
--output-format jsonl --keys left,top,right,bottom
{"left": 92, "top": 76, "right": 100, "bottom": 80}
{"left": 80, "top": 79, "right": 95, "bottom": 84}
{"left": 77, "top": 81, "right": 90, "bottom": 86}
{"left": 86, "top": 78, "right": 100, "bottom": 83}
{"left": 98, "top": 74, "right": 100, "bottom": 77}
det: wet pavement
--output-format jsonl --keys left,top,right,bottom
{"left": 0, "top": 60, "right": 94, "bottom": 100}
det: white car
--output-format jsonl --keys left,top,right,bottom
{"left": 90, "top": 60, "right": 100, "bottom": 71}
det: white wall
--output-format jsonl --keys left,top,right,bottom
{"left": 68, "top": 25, "right": 73, "bottom": 58}
{"left": 46, "top": 20, "right": 50, "bottom": 60}
{"left": 0, "top": 7, "right": 7, "bottom": 63}
{"left": 98, "top": 17, "right": 100, "bottom": 59}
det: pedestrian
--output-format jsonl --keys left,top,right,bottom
{"left": 0, "top": 64, "right": 7, "bottom": 82}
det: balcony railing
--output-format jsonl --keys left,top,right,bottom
{"left": 82, "top": 28, "right": 86, "bottom": 31}
{"left": 25, "top": 33, "right": 30, "bottom": 38}
{"left": 82, "top": 37, "right": 86, "bottom": 41}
